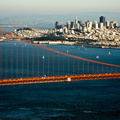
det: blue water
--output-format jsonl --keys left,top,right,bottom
{"left": 1, "top": 41, "right": 120, "bottom": 79}
{"left": 0, "top": 41, "right": 120, "bottom": 120}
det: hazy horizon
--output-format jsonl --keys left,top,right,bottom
{"left": 0, "top": 12, "right": 120, "bottom": 27}
{"left": 0, "top": 0, "right": 120, "bottom": 28}
{"left": 0, "top": 0, "right": 120, "bottom": 16}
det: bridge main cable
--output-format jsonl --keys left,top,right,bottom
{"left": 33, "top": 44, "right": 120, "bottom": 68}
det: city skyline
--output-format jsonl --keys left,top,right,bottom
{"left": 0, "top": 0, "right": 120, "bottom": 16}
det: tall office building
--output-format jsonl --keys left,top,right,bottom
{"left": 75, "top": 16, "right": 78, "bottom": 24}
{"left": 74, "top": 16, "right": 79, "bottom": 29}
{"left": 99, "top": 23, "right": 104, "bottom": 29}
{"left": 85, "top": 21, "right": 92, "bottom": 31}
{"left": 109, "top": 21, "right": 118, "bottom": 28}
{"left": 106, "top": 21, "right": 110, "bottom": 28}
{"left": 78, "top": 21, "right": 83, "bottom": 26}
{"left": 66, "top": 21, "right": 71, "bottom": 30}
{"left": 92, "top": 21, "right": 98, "bottom": 29}
{"left": 100, "top": 16, "right": 105, "bottom": 26}
{"left": 70, "top": 22, "right": 74, "bottom": 29}
{"left": 55, "top": 21, "right": 60, "bottom": 29}
{"left": 114, "top": 22, "right": 118, "bottom": 28}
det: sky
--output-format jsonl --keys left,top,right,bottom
{"left": 0, "top": 0, "right": 120, "bottom": 16}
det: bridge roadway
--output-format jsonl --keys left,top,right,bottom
{"left": 0, "top": 73, "right": 120, "bottom": 86}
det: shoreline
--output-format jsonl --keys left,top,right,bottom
{"left": 33, "top": 40, "right": 120, "bottom": 49}
{"left": 1, "top": 38, "right": 120, "bottom": 50}
{"left": 0, "top": 26, "right": 120, "bottom": 50}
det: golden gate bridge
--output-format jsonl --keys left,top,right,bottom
{"left": 0, "top": 29, "right": 120, "bottom": 86}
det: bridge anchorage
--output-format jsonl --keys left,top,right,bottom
{"left": 0, "top": 29, "right": 120, "bottom": 86}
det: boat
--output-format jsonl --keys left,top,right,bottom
{"left": 42, "top": 56, "right": 45, "bottom": 59}
{"left": 96, "top": 56, "right": 99, "bottom": 59}
{"left": 108, "top": 52, "right": 111, "bottom": 55}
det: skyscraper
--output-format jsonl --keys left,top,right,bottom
{"left": 92, "top": 21, "right": 98, "bottom": 29}
{"left": 74, "top": 16, "right": 79, "bottom": 29}
{"left": 106, "top": 21, "right": 110, "bottom": 28}
{"left": 70, "top": 22, "right": 74, "bottom": 29}
{"left": 78, "top": 21, "right": 82, "bottom": 26}
{"left": 66, "top": 21, "right": 71, "bottom": 30}
{"left": 100, "top": 16, "right": 105, "bottom": 26}
{"left": 55, "top": 21, "right": 60, "bottom": 29}
{"left": 75, "top": 16, "right": 78, "bottom": 24}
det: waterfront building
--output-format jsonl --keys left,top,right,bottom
{"left": 100, "top": 16, "right": 106, "bottom": 26}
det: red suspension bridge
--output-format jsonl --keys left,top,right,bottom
{"left": 0, "top": 29, "right": 120, "bottom": 85}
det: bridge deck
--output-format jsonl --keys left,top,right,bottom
{"left": 0, "top": 73, "right": 120, "bottom": 86}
